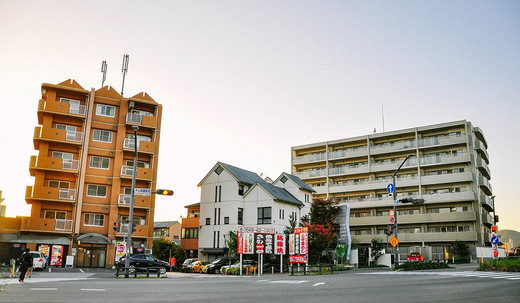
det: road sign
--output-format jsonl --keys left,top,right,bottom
{"left": 389, "top": 217, "right": 395, "bottom": 224}
{"left": 256, "top": 243, "right": 264, "bottom": 252}
{"left": 387, "top": 184, "right": 394, "bottom": 193}
{"left": 135, "top": 188, "right": 151, "bottom": 196}
{"left": 335, "top": 244, "right": 346, "bottom": 258}
{"left": 389, "top": 237, "right": 399, "bottom": 247}
{"left": 491, "top": 234, "right": 499, "bottom": 245}
{"left": 388, "top": 210, "right": 395, "bottom": 216}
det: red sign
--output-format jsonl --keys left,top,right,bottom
{"left": 256, "top": 243, "right": 264, "bottom": 252}
{"left": 290, "top": 255, "right": 308, "bottom": 264}
{"left": 238, "top": 232, "right": 244, "bottom": 254}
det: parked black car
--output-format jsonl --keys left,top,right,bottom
{"left": 117, "top": 254, "right": 170, "bottom": 274}
{"left": 205, "top": 257, "right": 237, "bottom": 274}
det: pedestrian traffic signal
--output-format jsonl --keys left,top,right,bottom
{"left": 113, "top": 220, "right": 120, "bottom": 233}
{"left": 155, "top": 189, "right": 174, "bottom": 196}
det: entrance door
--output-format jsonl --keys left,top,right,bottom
{"left": 76, "top": 245, "right": 106, "bottom": 268}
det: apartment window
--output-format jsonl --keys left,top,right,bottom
{"left": 128, "top": 134, "right": 152, "bottom": 143}
{"left": 206, "top": 218, "right": 210, "bottom": 225}
{"left": 121, "top": 216, "right": 144, "bottom": 226}
{"left": 126, "top": 160, "right": 149, "bottom": 168}
{"left": 214, "top": 185, "right": 222, "bottom": 202}
{"left": 92, "top": 129, "right": 113, "bottom": 143}
{"left": 84, "top": 214, "right": 104, "bottom": 226}
{"left": 87, "top": 184, "right": 107, "bottom": 197}
{"left": 224, "top": 217, "right": 229, "bottom": 224}
{"left": 257, "top": 207, "right": 272, "bottom": 225}
{"left": 49, "top": 180, "right": 69, "bottom": 189}
{"left": 60, "top": 98, "right": 81, "bottom": 113}
{"left": 96, "top": 104, "right": 116, "bottom": 117}
{"left": 214, "top": 208, "right": 221, "bottom": 225}
{"left": 90, "top": 156, "right": 110, "bottom": 169}
{"left": 56, "top": 124, "right": 77, "bottom": 132}
{"left": 279, "top": 209, "right": 285, "bottom": 219}
{"left": 182, "top": 228, "right": 199, "bottom": 239}
{"left": 44, "top": 210, "right": 66, "bottom": 219}
{"left": 238, "top": 208, "right": 243, "bottom": 225}
{"left": 213, "top": 231, "right": 220, "bottom": 248}
{"left": 238, "top": 184, "right": 245, "bottom": 196}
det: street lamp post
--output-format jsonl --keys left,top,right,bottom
{"left": 124, "top": 125, "right": 139, "bottom": 278}
{"left": 392, "top": 154, "right": 413, "bottom": 267}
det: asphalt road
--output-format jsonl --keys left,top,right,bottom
{"left": 1, "top": 266, "right": 519, "bottom": 302}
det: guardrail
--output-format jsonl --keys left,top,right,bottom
{"left": 115, "top": 267, "right": 165, "bottom": 278}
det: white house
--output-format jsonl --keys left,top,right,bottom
{"left": 197, "top": 162, "right": 315, "bottom": 261}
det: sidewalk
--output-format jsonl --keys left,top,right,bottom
{"left": 0, "top": 267, "right": 115, "bottom": 285}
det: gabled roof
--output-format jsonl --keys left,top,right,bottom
{"left": 153, "top": 221, "right": 179, "bottom": 228}
{"left": 198, "top": 162, "right": 264, "bottom": 187}
{"left": 277, "top": 172, "right": 316, "bottom": 193}
{"left": 129, "top": 92, "right": 157, "bottom": 105}
{"left": 95, "top": 86, "right": 122, "bottom": 99}
{"left": 42, "top": 79, "right": 88, "bottom": 94}
{"left": 247, "top": 182, "right": 304, "bottom": 207}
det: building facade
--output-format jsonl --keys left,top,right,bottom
{"left": 291, "top": 120, "right": 493, "bottom": 260}
{"left": 181, "top": 203, "right": 200, "bottom": 258}
{"left": 153, "top": 221, "right": 181, "bottom": 244}
{"left": 197, "top": 162, "right": 314, "bottom": 261}
{"left": 13, "top": 79, "right": 162, "bottom": 268}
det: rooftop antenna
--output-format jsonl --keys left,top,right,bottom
{"left": 101, "top": 60, "right": 107, "bottom": 87}
{"left": 121, "top": 54, "right": 129, "bottom": 96}
{"left": 382, "top": 104, "right": 385, "bottom": 132}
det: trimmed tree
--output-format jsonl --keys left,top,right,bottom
{"left": 370, "top": 237, "right": 384, "bottom": 264}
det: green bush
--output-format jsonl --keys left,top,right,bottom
{"left": 396, "top": 261, "right": 451, "bottom": 271}
{"left": 479, "top": 258, "right": 520, "bottom": 272}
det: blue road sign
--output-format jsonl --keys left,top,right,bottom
{"left": 387, "top": 184, "right": 394, "bottom": 193}
{"left": 491, "top": 235, "right": 499, "bottom": 245}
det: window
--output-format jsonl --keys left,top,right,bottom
{"left": 96, "top": 104, "right": 116, "bottom": 117}
{"left": 92, "top": 129, "right": 113, "bottom": 143}
{"left": 90, "top": 156, "right": 110, "bottom": 169}
{"left": 206, "top": 218, "right": 210, "bottom": 225}
{"left": 279, "top": 209, "right": 284, "bottom": 219}
{"left": 121, "top": 216, "right": 144, "bottom": 226}
{"left": 87, "top": 184, "right": 107, "bottom": 197}
{"left": 60, "top": 98, "right": 82, "bottom": 114}
{"left": 257, "top": 207, "right": 272, "bottom": 224}
{"left": 238, "top": 208, "right": 243, "bottom": 225}
{"left": 182, "top": 228, "right": 199, "bottom": 239}
{"left": 214, "top": 208, "right": 221, "bottom": 225}
{"left": 238, "top": 184, "right": 245, "bottom": 195}
{"left": 49, "top": 180, "right": 70, "bottom": 189}
{"left": 215, "top": 166, "right": 223, "bottom": 175}
{"left": 126, "top": 160, "right": 149, "bottom": 168}
{"left": 280, "top": 176, "right": 288, "bottom": 183}
{"left": 56, "top": 124, "right": 77, "bottom": 132}
{"left": 44, "top": 210, "right": 66, "bottom": 219}
{"left": 224, "top": 217, "right": 229, "bottom": 224}
{"left": 215, "top": 185, "right": 221, "bottom": 202}
{"left": 84, "top": 214, "right": 104, "bottom": 226}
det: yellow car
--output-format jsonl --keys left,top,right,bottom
{"left": 191, "top": 260, "right": 209, "bottom": 273}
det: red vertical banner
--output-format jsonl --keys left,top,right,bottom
{"left": 300, "top": 232, "right": 308, "bottom": 255}
{"left": 238, "top": 232, "right": 244, "bottom": 254}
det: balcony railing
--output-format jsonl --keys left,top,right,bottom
{"left": 123, "top": 138, "right": 139, "bottom": 149}
{"left": 62, "top": 159, "right": 79, "bottom": 170}
{"left": 126, "top": 113, "right": 143, "bottom": 124}
{"left": 55, "top": 219, "right": 73, "bottom": 231}
{"left": 417, "top": 133, "right": 466, "bottom": 148}
{"left": 65, "top": 130, "right": 83, "bottom": 142}
{"left": 58, "top": 189, "right": 76, "bottom": 200}
{"left": 68, "top": 105, "right": 86, "bottom": 116}
{"left": 121, "top": 165, "right": 135, "bottom": 177}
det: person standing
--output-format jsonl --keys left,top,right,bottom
{"left": 18, "top": 248, "right": 33, "bottom": 283}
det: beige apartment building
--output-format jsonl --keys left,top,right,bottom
{"left": 4, "top": 79, "right": 163, "bottom": 268}
{"left": 291, "top": 120, "right": 494, "bottom": 260}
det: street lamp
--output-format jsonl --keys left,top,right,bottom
{"left": 124, "top": 125, "right": 139, "bottom": 278}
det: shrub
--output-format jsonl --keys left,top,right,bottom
{"left": 396, "top": 261, "right": 451, "bottom": 271}
{"left": 479, "top": 258, "right": 520, "bottom": 272}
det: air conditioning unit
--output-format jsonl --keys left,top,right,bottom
{"left": 129, "top": 101, "right": 135, "bottom": 109}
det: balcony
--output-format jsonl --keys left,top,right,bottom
{"left": 481, "top": 213, "right": 493, "bottom": 226}
{"left": 369, "top": 140, "right": 416, "bottom": 156}
{"left": 120, "top": 165, "right": 153, "bottom": 181}
{"left": 20, "top": 217, "right": 73, "bottom": 233}
{"left": 123, "top": 138, "right": 155, "bottom": 154}
{"left": 478, "top": 176, "right": 493, "bottom": 196}
{"left": 37, "top": 99, "right": 86, "bottom": 123}
{"left": 474, "top": 127, "right": 488, "bottom": 149}
{"left": 292, "top": 152, "right": 327, "bottom": 165}
{"left": 419, "top": 152, "right": 470, "bottom": 167}
{"left": 420, "top": 171, "right": 473, "bottom": 186}
{"left": 25, "top": 186, "right": 76, "bottom": 202}
{"left": 116, "top": 223, "right": 149, "bottom": 238}
{"left": 126, "top": 113, "right": 157, "bottom": 129}
{"left": 118, "top": 193, "right": 151, "bottom": 209}
{"left": 351, "top": 231, "right": 477, "bottom": 244}
{"left": 476, "top": 156, "right": 491, "bottom": 180}
{"left": 328, "top": 146, "right": 368, "bottom": 160}
{"left": 33, "top": 126, "right": 83, "bottom": 149}
{"left": 417, "top": 134, "right": 467, "bottom": 149}
{"left": 29, "top": 155, "right": 79, "bottom": 176}
{"left": 474, "top": 140, "right": 489, "bottom": 164}
{"left": 480, "top": 194, "right": 494, "bottom": 212}
{"left": 293, "top": 168, "right": 327, "bottom": 180}
{"left": 329, "top": 163, "right": 369, "bottom": 176}
{"left": 349, "top": 211, "right": 476, "bottom": 227}
{"left": 422, "top": 191, "right": 476, "bottom": 204}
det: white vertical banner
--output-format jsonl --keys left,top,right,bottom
{"left": 275, "top": 234, "right": 286, "bottom": 255}
{"left": 243, "top": 233, "right": 254, "bottom": 254}
{"left": 289, "top": 234, "right": 295, "bottom": 255}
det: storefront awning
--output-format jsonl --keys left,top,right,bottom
{"left": 77, "top": 233, "right": 111, "bottom": 244}
{"left": 0, "top": 233, "right": 71, "bottom": 245}
{"left": 200, "top": 248, "right": 224, "bottom": 254}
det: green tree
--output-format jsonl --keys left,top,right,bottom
{"left": 224, "top": 231, "right": 238, "bottom": 258}
{"left": 152, "top": 239, "right": 185, "bottom": 269}
{"left": 451, "top": 241, "right": 470, "bottom": 262}
{"left": 370, "top": 237, "right": 384, "bottom": 264}
{"left": 300, "top": 198, "right": 340, "bottom": 264}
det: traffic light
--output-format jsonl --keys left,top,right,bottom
{"left": 131, "top": 223, "right": 137, "bottom": 234}
{"left": 156, "top": 189, "right": 174, "bottom": 196}
{"left": 385, "top": 225, "right": 394, "bottom": 236}
{"left": 113, "top": 220, "right": 120, "bottom": 233}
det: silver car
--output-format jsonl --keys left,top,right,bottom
{"left": 30, "top": 251, "right": 47, "bottom": 270}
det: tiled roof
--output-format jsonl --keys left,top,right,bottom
{"left": 219, "top": 162, "right": 265, "bottom": 186}
{"left": 256, "top": 182, "right": 304, "bottom": 207}
{"left": 282, "top": 173, "right": 316, "bottom": 193}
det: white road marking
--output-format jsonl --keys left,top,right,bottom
{"left": 313, "top": 282, "right": 325, "bottom": 287}
{"left": 268, "top": 280, "right": 309, "bottom": 284}
{"left": 30, "top": 288, "right": 57, "bottom": 291}
{"left": 359, "top": 271, "right": 520, "bottom": 281}
{"left": 81, "top": 288, "right": 105, "bottom": 291}
{"left": 79, "top": 269, "right": 85, "bottom": 273}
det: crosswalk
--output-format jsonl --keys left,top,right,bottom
{"left": 359, "top": 271, "right": 520, "bottom": 281}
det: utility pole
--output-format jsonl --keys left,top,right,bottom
{"left": 392, "top": 154, "right": 413, "bottom": 267}
{"left": 124, "top": 125, "right": 139, "bottom": 278}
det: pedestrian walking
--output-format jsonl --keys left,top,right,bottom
{"left": 18, "top": 248, "right": 33, "bottom": 283}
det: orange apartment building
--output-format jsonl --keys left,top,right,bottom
{"left": 181, "top": 203, "right": 200, "bottom": 258}
{"left": 1, "top": 79, "right": 162, "bottom": 268}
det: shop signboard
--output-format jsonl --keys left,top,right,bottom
{"left": 274, "top": 234, "right": 286, "bottom": 255}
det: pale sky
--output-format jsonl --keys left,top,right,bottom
{"left": 1, "top": 1, "right": 519, "bottom": 231}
